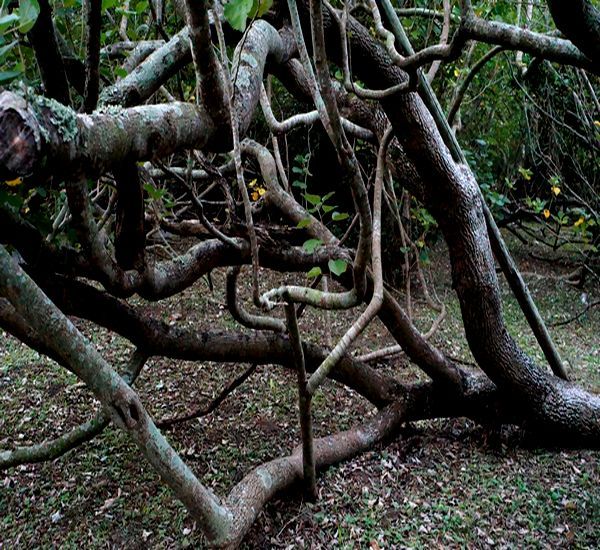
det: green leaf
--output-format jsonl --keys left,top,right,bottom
{"left": 292, "top": 180, "right": 307, "bottom": 189}
{"left": 0, "top": 189, "right": 24, "bottom": 211}
{"left": 303, "top": 193, "right": 321, "bottom": 206}
{"left": 143, "top": 182, "right": 165, "bottom": 200}
{"left": 302, "top": 238, "right": 323, "bottom": 253}
{"left": 321, "top": 204, "right": 336, "bottom": 213}
{"left": 18, "top": 0, "right": 40, "bottom": 33}
{"left": 331, "top": 211, "right": 349, "bottom": 221}
{"left": 328, "top": 259, "right": 347, "bottom": 277}
{"left": 223, "top": 0, "right": 254, "bottom": 31}
{"left": 255, "top": 0, "right": 273, "bottom": 17}
{"left": 102, "top": 0, "right": 119, "bottom": 10}
{"left": 0, "top": 70, "right": 22, "bottom": 84}
{"left": 518, "top": 166, "right": 532, "bottom": 181}
{"left": 0, "top": 13, "right": 19, "bottom": 33}
{"left": 297, "top": 218, "right": 312, "bottom": 229}
{"left": 0, "top": 40, "right": 17, "bottom": 61}
{"left": 306, "top": 266, "right": 322, "bottom": 278}
{"left": 134, "top": 0, "right": 149, "bottom": 13}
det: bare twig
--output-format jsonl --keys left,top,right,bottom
{"left": 307, "top": 126, "right": 393, "bottom": 394}
{"left": 226, "top": 266, "right": 285, "bottom": 332}
{"left": 83, "top": 0, "right": 102, "bottom": 112}
{"left": 284, "top": 298, "right": 316, "bottom": 501}
{"left": 157, "top": 364, "right": 258, "bottom": 428}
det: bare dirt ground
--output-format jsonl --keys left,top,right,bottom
{"left": 1, "top": 238, "right": 598, "bottom": 549}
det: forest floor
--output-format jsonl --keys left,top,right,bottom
{"left": 0, "top": 236, "right": 598, "bottom": 549}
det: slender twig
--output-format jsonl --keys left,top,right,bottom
{"left": 448, "top": 45, "right": 504, "bottom": 127}
{"left": 284, "top": 297, "right": 316, "bottom": 501}
{"left": 212, "top": 0, "right": 262, "bottom": 306}
{"left": 0, "top": 348, "right": 148, "bottom": 470}
{"left": 171, "top": 157, "right": 241, "bottom": 249}
{"left": 226, "top": 266, "right": 285, "bottom": 332}
{"left": 426, "top": 0, "right": 451, "bottom": 83}
{"left": 83, "top": 0, "right": 102, "bottom": 112}
{"left": 550, "top": 300, "right": 600, "bottom": 328}
{"left": 307, "top": 126, "right": 393, "bottom": 395}
{"left": 157, "top": 364, "right": 258, "bottom": 428}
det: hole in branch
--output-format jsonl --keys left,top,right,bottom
{"left": 129, "top": 403, "right": 140, "bottom": 423}
{"left": 115, "top": 405, "right": 127, "bottom": 426}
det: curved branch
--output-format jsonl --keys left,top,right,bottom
{"left": 36, "top": 274, "right": 400, "bottom": 408}
{"left": 27, "top": 0, "right": 71, "bottom": 106}
{"left": 321, "top": 2, "right": 599, "bottom": 442}
{"left": 461, "top": 11, "right": 597, "bottom": 74}
{"left": 0, "top": 348, "right": 148, "bottom": 470}
{"left": 83, "top": 0, "right": 102, "bottom": 112}
{"left": 226, "top": 266, "right": 286, "bottom": 332}
{"left": 306, "top": 126, "right": 392, "bottom": 394}
{"left": 259, "top": 83, "right": 375, "bottom": 141}
{"left": 547, "top": 0, "right": 600, "bottom": 64}
{"left": 184, "top": 0, "right": 229, "bottom": 125}
{"left": 447, "top": 45, "right": 504, "bottom": 127}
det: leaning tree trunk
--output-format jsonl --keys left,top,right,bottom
{"left": 315, "top": 5, "right": 600, "bottom": 444}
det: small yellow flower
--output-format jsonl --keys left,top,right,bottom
{"left": 258, "top": 187, "right": 266, "bottom": 196}
{"left": 543, "top": 209, "right": 551, "bottom": 219}
{"left": 453, "top": 68, "right": 460, "bottom": 78}
{"left": 251, "top": 191, "right": 259, "bottom": 201}
{"left": 594, "top": 120, "right": 600, "bottom": 127}
{"left": 248, "top": 178, "right": 257, "bottom": 188}
{"left": 551, "top": 185, "right": 561, "bottom": 196}
{"left": 5, "top": 177, "right": 23, "bottom": 187}
{"left": 574, "top": 216, "right": 585, "bottom": 227}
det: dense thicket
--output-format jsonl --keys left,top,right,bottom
{"left": 0, "top": 0, "right": 598, "bottom": 547}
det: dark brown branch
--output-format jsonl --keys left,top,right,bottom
{"left": 83, "top": 0, "right": 102, "bottom": 112}
{"left": 114, "top": 162, "right": 146, "bottom": 270}
{"left": 157, "top": 364, "right": 258, "bottom": 428}
{"left": 35, "top": 273, "right": 401, "bottom": 408}
{"left": 284, "top": 298, "right": 316, "bottom": 501}
{"left": 447, "top": 45, "right": 504, "bottom": 127}
{"left": 184, "top": 0, "right": 230, "bottom": 126}
{"left": 375, "top": 0, "right": 570, "bottom": 382}
{"left": 319, "top": 2, "right": 598, "bottom": 441}
{"left": 549, "top": 300, "right": 600, "bottom": 328}
{"left": 548, "top": 0, "right": 600, "bottom": 64}
{"left": 27, "top": 0, "right": 71, "bottom": 106}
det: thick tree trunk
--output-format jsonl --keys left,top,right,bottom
{"left": 313, "top": 5, "right": 600, "bottom": 444}
{"left": 547, "top": 0, "right": 600, "bottom": 64}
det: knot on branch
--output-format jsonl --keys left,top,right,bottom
{"left": 111, "top": 392, "right": 143, "bottom": 429}
{"left": 0, "top": 92, "right": 43, "bottom": 180}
